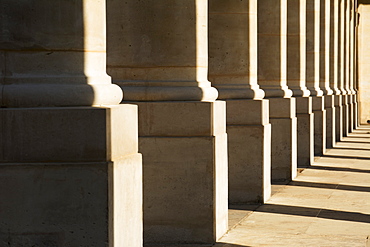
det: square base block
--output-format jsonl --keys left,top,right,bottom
{"left": 325, "top": 95, "right": 336, "bottom": 149}
{"left": 0, "top": 105, "right": 142, "bottom": 247}
{"left": 135, "top": 101, "right": 228, "bottom": 244}
{"left": 353, "top": 94, "right": 359, "bottom": 129}
{"left": 296, "top": 97, "right": 314, "bottom": 168}
{"left": 312, "top": 96, "right": 326, "bottom": 156}
{"left": 342, "top": 95, "right": 349, "bottom": 137}
{"left": 334, "top": 95, "right": 343, "bottom": 142}
{"left": 348, "top": 94, "right": 354, "bottom": 133}
{"left": 226, "top": 99, "right": 271, "bottom": 204}
{"left": 269, "top": 98, "right": 297, "bottom": 182}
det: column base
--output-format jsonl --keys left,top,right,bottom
{"left": 334, "top": 95, "right": 343, "bottom": 142}
{"left": 325, "top": 95, "right": 336, "bottom": 149}
{"left": 136, "top": 101, "right": 228, "bottom": 244}
{"left": 342, "top": 95, "right": 349, "bottom": 137}
{"left": 269, "top": 98, "right": 297, "bottom": 182}
{"left": 312, "top": 96, "right": 326, "bottom": 156}
{"left": 0, "top": 105, "right": 142, "bottom": 247}
{"left": 353, "top": 93, "right": 359, "bottom": 129}
{"left": 226, "top": 99, "right": 271, "bottom": 204}
{"left": 296, "top": 97, "right": 314, "bottom": 168}
{"left": 348, "top": 94, "right": 355, "bottom": 133}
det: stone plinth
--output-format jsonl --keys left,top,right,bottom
{"left": 0, "top": 105, "right": 142, "bottom": 247}
{"left": 269, "top": 98, "right": 298, "bottom": 181}
{"left": 334, "top": 95, "right": 344, "bottom": 142}
{"left": 226, "top": 100, "right": 271, "bottom": 203}
{"left": 136, "top": 101, "right": 228, "bottom": 244}
{"left": 312, "top": 96, "right": 326, "bottom": 155}
{"left": 296, "top": 97, "right": 314, "bottom": 167}
{"left": 325, "top": 95, "right": 336, "bottom": 148}
{"left": 342, "top": 94, "right": 350, "bottom": 137}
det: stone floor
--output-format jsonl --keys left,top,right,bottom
{"left": 147, "top": 125, "right": 370, "bottom": 247}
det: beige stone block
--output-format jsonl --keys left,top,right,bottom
{"left": 110, "top": 154, "right": 143, "bottom": 247}
{"left": 209, "top": 0, "right": 250, "bottom": 13}
{"left": 269, "top": 98, "right": 297, "bottom": 181}
{"left": 135, "top": 101, "right": 226, "bottom": 137}
{"left": 225, "top": 99, "right": 271, "bottom": 204}
{"left": 269, "top": 98, "right": 296, "bottom": 118}
{"left": 297, "top": 111, "right": 314, "bottom": 167}
{"left": 312, "top": 96, "right": 325, "bottom": 111}
{"left": 296, "top": 96, "right": 312, "bottom": 114}
{"left": 270, "top": 117, "right": 297, "bottom": 181}
{"left": 334, "top": 95, "right": 344, "bottom": 142}
{"left": 1, "top": 105, "right": 138, "bottom": 163}
{"left": 0, "top": 153, "right": 142, "bottom": 247}
{"left": 226, "top": 99, "right": 269, "bottom": 125}
{"left": 325, "top": 95, "right": 336, "bottom": 149}
{"left": 227, "top": 124, "right": 271, "bottom": 204}
{"left": 313, "top": 106, "right": 326, "bottom": 156}
{"left": 0, "top": 105, "right": 142, "bottom": 246}
{"left": 141, "top": 135, "right": 228, "bottom": 244}
{"left": 342, "top": 95, "right": 350, "bottom": 137}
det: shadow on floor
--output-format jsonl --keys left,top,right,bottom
{"left": 322, "top": 154, "right": 370, "bottom": 160}
{"left": 331, "top": 146, "right": 370, "bottom": 151}
{"left": 305, "top": 165, "right": 370, "bottom": 173}
{"left": 256, "top": 204, "right": 370, "bottom": 223}
{"left": 214, "top": 243, "right": 251, "bottom": 247}
{"left": 290, "top": 180, "right": 370, "bottom": 192}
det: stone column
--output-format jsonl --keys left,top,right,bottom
{"left": 330, "top": 0, "right": 343, "bottom": 144}
{"left": 106, "top": 0, "right": 228, "bottom": 244}
{"left": 258, "top": 0, "right": 297, "bottom": 182}
{"left": 287, "top": 0, "right": 314, "bottom": 168}
{"left": 336, "top": 0, "right": 346, "bottom": 141}
{"left": 209, "top": 0, "right": 271, "bottom": 204}
{"left": 345, "top": 0, "right": 354, "bottom": 134}
{"left": 340, "top": 0, "right": 350, "bottom": 138}
{"left": 349, "top": 0, "right": 358, "bottom": 131}
{"left": 353, "top": 1, "right": 359, "bottom": 128}
{"left": 0, "top": 1, "right": 142, "bottom": 246}
{"left": 321, "top": 0, "right": 336, "bottom": 149}
{"left": 307, "top": 0, "right": 326, "bottom": 156}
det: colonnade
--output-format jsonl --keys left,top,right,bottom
{"left": 0, "top": 0, "right": 360, "bottom": 246}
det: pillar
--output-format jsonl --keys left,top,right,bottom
{"left": 0, "top": 1, "right": 142, "bottom": 246}
{"left": 349, "top": 0, "right": 358, "bottom": 130}
{"left": 209, "top": 0, "right": 271, "bottom": 204}
{"left": 307, "top": 0, "right": 326, "bottom": 156}
{"left": 321, "top": 0, "right": 336, "bottom": 149}
{"left": 287, "top": 0, "right": 314, "bottom": 167}
{"left": 336, "top": 0, "right": 345, "bottom": 141}
{"left": 340, "top": 0, "right": 350, "bottom": 137}
{"left": 258, "top": 0, "right": 297, "bottom": 182}
{"left": 353, "top": 1, "right": 359, "bottom": 128}
{"left": 330, "top": 0, "right": 343, "bottom": 144}
{"left": 106, "top": 0, "right": 228, "bottom": 244}
{"left": 345, "top": 0, "right": 354, "bottom": 134}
